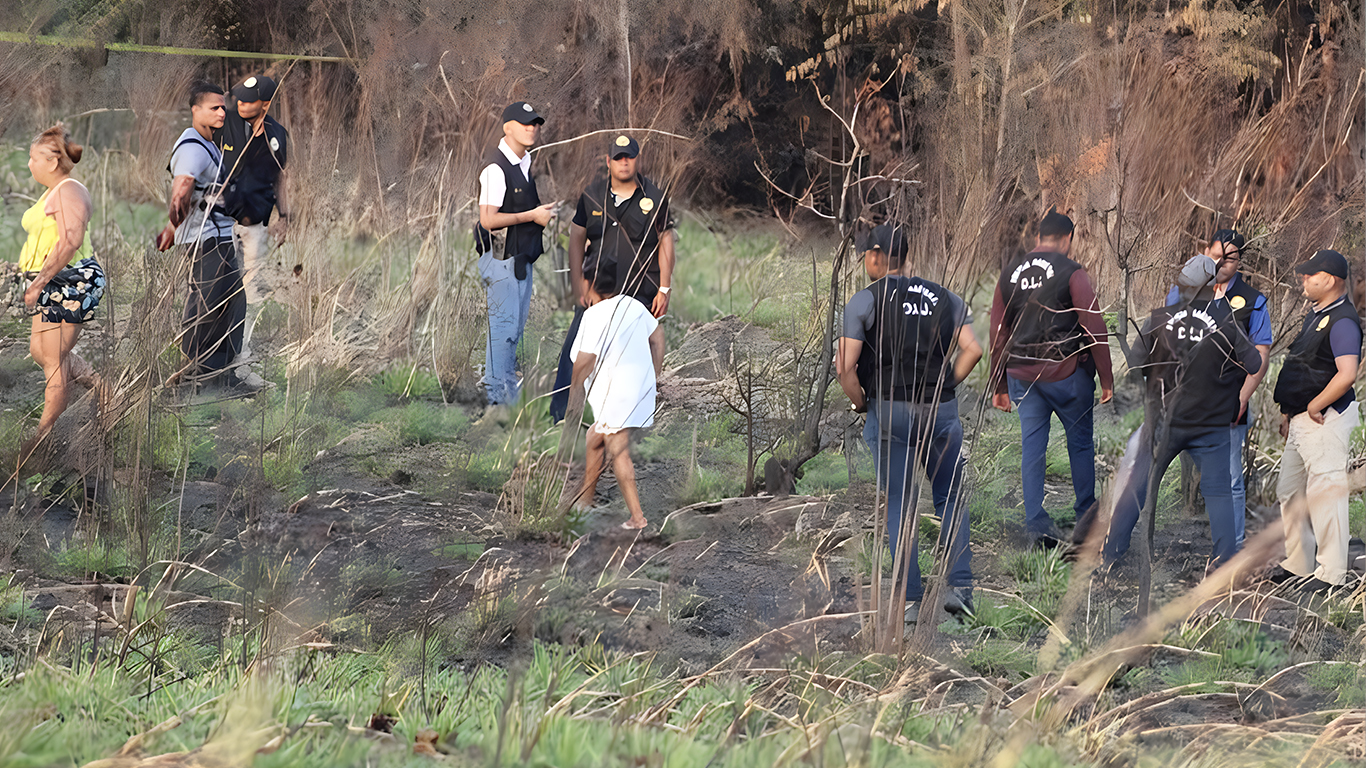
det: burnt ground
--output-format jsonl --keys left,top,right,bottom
{"left": 0, "top": 316, "right": 1361, "bottom": 733}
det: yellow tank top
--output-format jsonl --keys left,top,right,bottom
{"left": 18, "top": 179, "right": 93, "bottom": 272}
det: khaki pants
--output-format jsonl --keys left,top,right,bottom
{"left": 1278, "top": 405, "right": 1360, "bottom": 585}
{"left": 233, "top": 222, "right": 273, "bottom": 304}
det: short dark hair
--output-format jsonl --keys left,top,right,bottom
{"left": 190, "top": 81, "right": 224, "bottom": 109}
{"left": 591, "top": 267, "right": 618, "bottom": 297}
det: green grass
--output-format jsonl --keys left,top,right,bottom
{"left": 1305, "top": 663, "right": 1366, "bottom": 708}
{"left": 0, "top": 637, "right": 1103, "bottom": 767}
{"left": 792, "top": 448, "right": 875, "bottom": 495}
{"left": 1003, "top": 548, "right": 1071, "bottom": 619}
{"left": 55, "top": 540, "right": 136, "bottom": 581}
{"left": 371, "top": 401, "right": 470, "bottom": 446}
{"left": 962, "top": 637, "right": 1036, "bottom": 680}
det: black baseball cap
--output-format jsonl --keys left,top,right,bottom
{"left": 609, "top": 134, "right": 640, "bottom": 159}
{"left": 862, "top": 224, "right": 908, "bottom": 263}
{"left": 231, "top": 75, "right": 276, "bottom": 103}
{"left": 1295, "top": 249, "right": 1350, "bottom": 279}
{"left": 1038, "top": 207, "right": 1074, "bottom": 236}
{"left": 501, "top": 102, "right": 545, "bottom": 125}
{"left": 1211, "top": 228, "right": 1245, "bottom": 251}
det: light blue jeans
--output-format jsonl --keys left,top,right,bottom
{"left": 1230, "top": 413, "right": 1253, "bottom": 549}
{"left": 479, "top": 252, "right": 533, "bottom": 405}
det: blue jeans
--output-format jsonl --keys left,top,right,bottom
{"left": 479, "top": 252, "right": 533, "bottom": 405}
{"left": 1104, "top": 424, "right": 1237, "bottom": 566}
{"left": 862, "top": 398, "right": 972, "bottom": 604}
{"left": 1007, "top": 368, "right": 1097, "bottom": 535}
{"left": 1230, "top": 414, "right": 1253, "bottom": 548}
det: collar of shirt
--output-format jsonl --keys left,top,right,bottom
{"left": 1312, "top": 294, "right": 1347, "bottom": 315}
{"left": 498, "top": 138, "right": 531, "bottom": 181}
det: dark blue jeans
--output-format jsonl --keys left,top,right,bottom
{"left": 1007, "top": 367, "right": 1097, "bottom": 535}
{"left": 1103, "top": 424, "right": 1237, "bottom": 566}
{"left": 549, "top": 305, "right": 587, "bottom": 423}
{"left": 862, "top": 398, "right": 972, "bottom": 604}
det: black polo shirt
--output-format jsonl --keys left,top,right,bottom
{"left": 571, "top": 173, "right": 673, "bottom": 298}
{"left": 214, "top": 104, "right": 289, "bottom": 226}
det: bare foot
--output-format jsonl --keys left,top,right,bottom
{"left": 620, "top": 518, "right": 647, "bottom": 531}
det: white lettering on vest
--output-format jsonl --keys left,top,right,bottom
{"left": 1009, "top": 258, "right": 1056, "bottom": 288}
{"left": 1165, "top": 308, "right": 1218, "bottom": 344}
{"left": 900, "top": 283, "right": 941, "bottom": 316}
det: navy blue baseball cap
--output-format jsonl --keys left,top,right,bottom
{"left": 1295, "top": 249, "right": 1350, "bottom": 279}
{"left": 1211, "top": 228, "right": 1245, "bottom": 251}
{"left": 502, "top": 101, "right": 545, "bottom": 125}
{"left": 609, "top": 134, "right": 640, "bottom": 159}
{"left": 862, "top": 224, "right": 908, "bottom": 263}
{"left": 231, "top": 75, "right": 276, "bottom": 102}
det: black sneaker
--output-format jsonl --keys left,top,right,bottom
{"left": 944, "top": 586, "right": 974, "bottom": 617}
{"left": 1261, "top": 566, "right": 1298, "bottom": 585}
{"left": 1298, "top": 578, "right": 1336, "bottom": 595}
{"left": 1029, "top": 526, "right": 1067, "bottom": 550}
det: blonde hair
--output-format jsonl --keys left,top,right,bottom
{"left": 33, "top": 123, "right": 83, "bottom": 174}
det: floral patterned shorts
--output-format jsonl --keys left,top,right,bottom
{"left": 34, "top": 258, "right": 106, "bottom": 324}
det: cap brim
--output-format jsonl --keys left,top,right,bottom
{"left": 510, "top": 115, "right": 544, "bottom": 125}
{"left": 610, "top": 151, "right": 638, "bottom": 159}
{"left": 1294, "top": 262, "right": 1321, "bottom": 275}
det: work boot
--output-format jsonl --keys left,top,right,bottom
{"left": 944, "top": 587, "right": 974, "bottom": 617}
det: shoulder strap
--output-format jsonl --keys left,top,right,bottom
{"left": 169, "top": 135, "right": 219, "bottom": 171}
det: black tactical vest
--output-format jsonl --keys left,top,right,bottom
{"left": 474, "top": 151, "right": 544, "bottom": 280}
{"left": 1223, "top": 276, "right": 1263, "bottom": 335}
{"left": 1273, "top": 296, "right": 1362, "bottom": 415}
{"left": 1222, "top": 275, "right": 1265, "bottom": 425}
{"left": 1147, "top": 300, "right": 1247, "bottom": 428}
{"left": 999, "top": 250, "right": 1085, "bottom": 363}
{"left": 579, "top": 173, "right": 668, "bottom": 300}
{"left": 856, "top": 276, "right": 959, "bottom": 403}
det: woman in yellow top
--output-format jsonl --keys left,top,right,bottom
{"left": 20, "top": 123, "right": 105, "bottom": 440}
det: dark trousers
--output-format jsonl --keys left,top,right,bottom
{"left": 1007, "top": 368, "right": 1098, "bottom": 535}
{"left": 1103, "top": 424, "right": 1237, "bottom": 567}
{"left": 550, "top": 285, "right": 657, "bottom": 423}
{"left": 181, "top": 237, "right": 245, "bottom": 378}
{"left": 862, "top": 398, "right": 972, "bottom": 604}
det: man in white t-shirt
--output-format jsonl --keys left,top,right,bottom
{"left": 474, "top": 102, "right": 557, "bottom": 409}
{"left": 568, "top": 269, "right": 664, "bottom": 530}
{"left": 156, "top": 82, "right": 256, "bottom": 391}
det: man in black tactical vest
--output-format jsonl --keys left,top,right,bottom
{"left": 475, "top": 102, "right": 557, "bottom": 409}
{"left": 1103, "top": 256, "right": 1262, "bottom": 569}
{"left": 549, "top": 134, "right": 675, "bottom": 424}
{"left": 1266, "top": 250, "right": 1361, "bottom": 593}
{"left": 215, "top": 74, "right": 289, "bottom": 391}
{"left": 989, "top": 208, "right": 1114, "bottom": 549}
{"left": 836, "top": 224, "right": 983, "bottom": 623}
{"left": 1163, "top": 229, "right": 1272, "bottom": 549}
